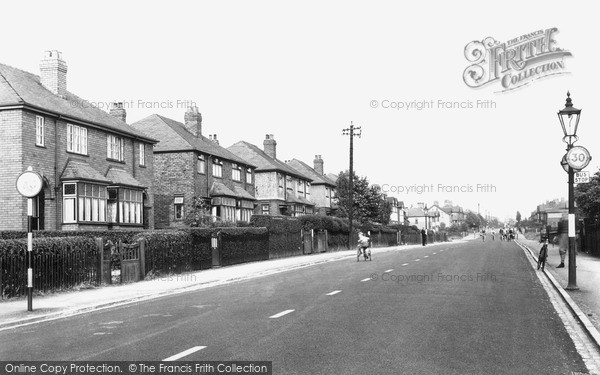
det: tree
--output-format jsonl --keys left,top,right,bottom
{"left": 465, "top": 211, "right": 483, "bottom": 229}
{"left": 334, "top": 171, "right": 390, "bottom": 224}
{"left": 575, "top": 170, "right": 600, "bottom": 219}
{"left": 516, "top": 211, "right": 522, "bottom": 223}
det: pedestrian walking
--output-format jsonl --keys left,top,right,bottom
{"left": 557, "top": 232, "right": 567, "bottom": 268}
{"left": 538, "top": 239, "right": 549, "bottom": 270}
{"left": 421, "top": 228, "right": 427, "bottom": 246}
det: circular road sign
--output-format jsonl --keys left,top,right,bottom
{"left": 566, "top": 146, "right": 591, "bottom": 171}
{"left": 16, "top": 170, "right": 43, "bottom": 198}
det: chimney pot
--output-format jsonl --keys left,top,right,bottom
{"left": 263, "top": 134, "right": 277, "bottom": 159}
{"left": 40, "top": 50, "right": 68, "bottom": 96}
{"left": 109, "top": 101, "right": 127, "bottom": 123}
{"left": 313, "top": 154, "right": 324, "bottom": 175}
{"left": 184, "top": 106, "right": 202, "bottom": 137}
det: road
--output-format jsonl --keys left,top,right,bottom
{"left": 0, "top": 239, "right": 587, "bottom": 374}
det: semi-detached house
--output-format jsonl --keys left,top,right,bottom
{"left": 0, "top": 51, "right": 157, "bottom": 231}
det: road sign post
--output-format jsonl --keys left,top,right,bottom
{"left": 15, "top": 167, "right": 43, "bottom": 311}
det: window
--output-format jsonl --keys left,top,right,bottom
{"left": 63, "top": 183, "right": 77, "bottom": 223}
{"left": 119, "top": 188, "right": 143, "bottom": 224}
{"left": 232, "top": 163, "right": 241, "bottom": 181}
{"left": 67, "top": 124, "right": 88, "bottom": 154}
{"left": 262, "top": 204, "right": 269, "bottom": 215}
{"left": 277, "top": 173, "right": 284, "bottom": 188}
{"left": 62, "top": 182, "right": 107, "bottom": 223}
{"left": 197, "top": 155, "right": 206, "bottom": 174}
{"left": 212, "top": 158, "right": 223, "bottom": 178}
{"left": 174, "top": 196, "right": 184, "bottom": 220}
{"left": 246, "top": 168, "right": 252, "bottom": 184}
{"left": 107, "top": 135, "right": 124, "bottom": 161}
{"left": 325, "top": 187, "right": 330, "bottom": 198}
{"left": 35, "top": 116, "right": 45, "bottom": 146}
{"left": 139, "top": 143, "right": 145, "bottom": 166}
{"left": 298, "top": 180, "right": 305, "bottom": 195}
{"left": 306, "top": 182, "right": 311, "bottom": 199}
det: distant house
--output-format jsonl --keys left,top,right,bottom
{"left": 228, "top": 135, "right": 315, "bottom": 216}
{"left": 386, "top": 197, "right": 406, "bottom": 225}
{"left": 428, "top": 203, "right": 452, "bottom": 228}
{"left": 0, "top": 51, "right": 157, "bottom": 231}
{"left": 131, "top": 107, "right": 257, "bottom": 227}
{"left": 530, "top": 199, "right": 568, "bottom": 229}
{"left": 286, "top": 155, "right": 337, "bottom": 215}
{"left": 441, "top": 201, "right": 465, "bottom": 226}
{"left": 406, "top": 203, "right": 440, "bottom": 230}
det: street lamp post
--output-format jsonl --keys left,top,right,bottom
{"left": 342, "top": 122, "right": 361, "bottom": 249}
{"left": 557, "top": 91, "right": 582, "bottom": 290}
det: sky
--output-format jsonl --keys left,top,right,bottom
{"left": 1, "top": 0, "right": 599, "bottom": 222}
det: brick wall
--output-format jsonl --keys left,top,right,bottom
{"left": 0, "top": 110, "right": 24, "bottom": 230}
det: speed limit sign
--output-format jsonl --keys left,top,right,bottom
{"left": 566, "top": 146, "right": 591, "bottom": 171}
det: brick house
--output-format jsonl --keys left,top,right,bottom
{"left": 227, "top": 135, "right": 315, "bottom": 216}
{"left": 130, "top": 108, "right": 257, "bottom": 227}
{"left": 285, "top": 155, "right": 337, "bottom": 215}
{"left": 0, "top": 51, "right": 157, "bottom": 231}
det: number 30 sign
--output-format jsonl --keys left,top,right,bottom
{"left": 566, "top": 146, "right": 591, "bottom": 171}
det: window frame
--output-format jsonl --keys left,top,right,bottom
{"left": 107, "top": 134, "right": 124, "bottom": 162}
{"left": 35, "top": 115, "right": 45, "bottom": 146}
{"left": 67, "top": 124, "right": 88, "bottom": 155}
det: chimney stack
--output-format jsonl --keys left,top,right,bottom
{"left": 184, "top": 106, "right": 202, "bottom": 137}
{"left": 210, "top": 134, "right": 219, "bottom": 145}
{"left": 109, "top": 102, "right": 127, "bottom": 123}
{"left": 40, "top": 50, "right": 67, "bottom": 96}
{"left": 313, "top": 155, "right": 324, "bottom": 175}
{"left": 263, "top": 134, "right": 277, "bottom": 159}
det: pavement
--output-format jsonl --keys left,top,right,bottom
{"left": 0, "top": 239, "right": 457, "bottom": 331}
{"left": 517, "top": 234, "right": 600, "bottom": 335}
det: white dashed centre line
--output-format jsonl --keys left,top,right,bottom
{"left": 384, "top": 269, "right": 394, "bottom": 273}
{"left": 424, "top": 256, "right": 429, "bottom": 258}
{"left": 433, "top": 252, "right": 437, "bottom": 254}
{"left": 402, "top": 263, "right": 409, "bottom": 266}
{"left": 361, "top": 278, "right": 371, "bottom": 282}
{"left": 326, "top": 290, "right": 341, "bottom": 296}
{"left": 415, "top": 259, "right": 421, "bottom": 261}
{"left": 269, "top": 309, "right": 295, "bottom": 319}
{"left": 163, "top": 346, "right": 207, "bottom": 361}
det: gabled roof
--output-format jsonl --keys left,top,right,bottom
{"left": 130, "top": 114, "right": 254, "bottom": 167}
{"left": 227, "top": 141, "right": 312, "bottom": 181}
{"left": 285, "top": 159, "right": 336, "bottom": 186}
{"left": 0, "top": 62, "right": 156, "bottom": 143}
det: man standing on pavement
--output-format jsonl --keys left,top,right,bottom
{"left": 558, "top": 232, "right": 567, "bottom": 268}
{"left": 421, "top": 228, "right": 427, "bottom": 246}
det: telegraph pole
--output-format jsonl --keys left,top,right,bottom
{"left": 342, "top": 122, "right": 361, "bottom": 249}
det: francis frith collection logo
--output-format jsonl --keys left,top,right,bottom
{"left": 463, "top": 27, "right": 572, "bottom": 92}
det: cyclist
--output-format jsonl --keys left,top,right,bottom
{"left": 357, "top": 231, "right": 370, "bottom": 261}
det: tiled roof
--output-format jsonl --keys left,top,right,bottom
{"left": 233, "top": 186, "right": 256, "bottom": 201}
{"left": 105, "top": 167, "right": 144, "bottom": 188}
{"left": 406, "top": 207, "right": 426, "bottom": 217}
{"left": 326, "top": 173, "right": 339, "bottom": 183}
{"left": 297, "top": 196, "right": 315, "bottom": 206}
{"left": 60, "top": 160, "right": 111, "bottom": 183}
{"left": 286, "top": 159, "right": 336, "bottom": 186}
{"left": 210, "top": 182, "right": 238, "bottom": 198}
{"left": 0, "top": 62, "right": 156, "bottom": 143}
{"left": 227, "top": 141, "right": 312, "bottom": 181}
{"left": 130, "top": 114, "right": 254, "bottom": 167}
